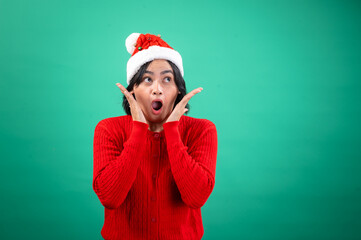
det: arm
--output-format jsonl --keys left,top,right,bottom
{"left": 92, "top": 120, "right": 148, "bottom": 209}
{"left": 163, "top": 120, "right": 218, "bottom": 209}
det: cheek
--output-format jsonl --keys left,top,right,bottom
{"left": 133, "top": 87, "right": 145, "bottom": 99}
{"left": 134, "top": 92, "right": 147, "bottom": 106}
{"left": 167, "top": 91, "right": 179, "bottom": 106}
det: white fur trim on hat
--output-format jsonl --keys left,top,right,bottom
{"left": 126, "top": 45, "right": 184, "bottom": 84}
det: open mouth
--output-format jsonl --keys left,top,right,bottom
{"left": 152, "top": 100, "right": 163, "bottom": 110}
{"left": 151, "top": 99, "right": 163, "bottom": 113}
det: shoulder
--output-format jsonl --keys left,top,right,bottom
{"left": 94, "top": 115, "right": 132, "bottom": 134}
{"left": 178, "top": 116, "right": 217, "bottom": 146}
{"left": 180, "top": 115, "right": 217, "bottom": 132}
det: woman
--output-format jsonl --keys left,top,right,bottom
{"left": 93, "top": 33, "right": 218, "bottom": 240}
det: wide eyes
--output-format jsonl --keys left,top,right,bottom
{"left": 143, "top": 77, "right": 172, "bottom": 83}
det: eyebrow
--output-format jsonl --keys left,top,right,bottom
{"left": 144, "top": 70, "right": 173, "bottom": 75}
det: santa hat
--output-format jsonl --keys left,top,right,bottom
{"left": 125, "top": 33, "right": 184, "bottom": 85}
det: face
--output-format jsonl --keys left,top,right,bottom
{"left": 130, "top": 59, "right": 180, "bottom": 123}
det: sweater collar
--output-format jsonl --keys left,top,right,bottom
{"left": 128, "top": 115, "right": 185, "bottom": 139}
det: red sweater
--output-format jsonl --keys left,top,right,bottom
{"left": 93, "top": 115, "right": 218, "bottom": 240}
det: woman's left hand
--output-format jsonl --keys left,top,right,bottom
{"left": 165, "top": 87, "right": 203, "bottom": 123}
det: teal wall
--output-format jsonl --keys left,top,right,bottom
{"left": 1, "top": 0, "right": 360, "bottom": 239}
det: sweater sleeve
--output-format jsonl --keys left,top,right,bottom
{"left": 163, "top": 120, "right": 218, "bottom": 209}
{"left": 92, "top": 120, "right": 148, "bottom": 209}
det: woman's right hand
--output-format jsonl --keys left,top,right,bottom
{"left": 116, "top": 83, "right": 147, "bottom": 124}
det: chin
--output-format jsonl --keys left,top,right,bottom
{"left": 148, "top": 111, "right": 169, "bottom": 123}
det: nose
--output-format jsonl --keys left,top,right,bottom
{"left": 152, "top": 80, "right": 163, "bottom": 95}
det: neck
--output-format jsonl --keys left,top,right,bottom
{"left": 147, "top": 120, "right": 165, "bottom": 132}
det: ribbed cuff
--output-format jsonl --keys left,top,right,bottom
{"left": 129, "top": 121, "right": 148, "bottom": 141}
{"left": 163, "top": 121, "right": 182, "bottom": 146}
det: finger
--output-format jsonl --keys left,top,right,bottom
{"left": 116, "top": 83, "right": 127, "bottom": 94}
{"left": 116, "top": 83, "right": 131, "bottom": 98}
{"left": 116, "top": 83, "right": 136, "bottom": 105}
{"left": 186, "top": 87, "right": 203, "bottom": 100}
{"left": 179, "top": 87, "right": 203, "bottom": 107}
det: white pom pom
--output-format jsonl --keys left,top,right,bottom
{"left": 125, "top": 33, "right": 140, "bottom": 55}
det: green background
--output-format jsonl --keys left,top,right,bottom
{"left": 1, "top": 0, "right": 360, "bottom": 239}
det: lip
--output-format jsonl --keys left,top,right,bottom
{"left": 151, "top": 99, "right": 164, "bottom": 105}
{"left": 151, "top": 99, "right": 164, "bottom": 115}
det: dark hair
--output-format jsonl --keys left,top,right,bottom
{"left": 122, "top": 60, "right": 190, "bottom": 115}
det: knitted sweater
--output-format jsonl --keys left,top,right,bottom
{"left": 93, "top": 114, "right": 218, "bottom": 240}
